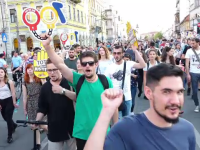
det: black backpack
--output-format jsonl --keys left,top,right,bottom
{"left": 76, "top": 74, "right": 109, "bottom": 97}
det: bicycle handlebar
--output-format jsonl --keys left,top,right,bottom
{"left": 16, "top": 120, "right": 48, "bottom": 125}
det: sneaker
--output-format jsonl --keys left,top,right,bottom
{"left": 194, "top": 106, "right": 199, "bottom": 113}
{"left": 7, "top": 137, "right": 13, "bottom": 143}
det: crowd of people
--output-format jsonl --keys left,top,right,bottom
{"left": 0, "top": 35, "right": 198, "bottom": 150}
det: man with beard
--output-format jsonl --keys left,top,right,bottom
{"left": 64, "top": 48, "right": 78, "bottom": 71}
{"left": 105, "top": 45, "right": 145, "bottom": 117}
{"left": 84, "top": 63, "right": 196, "bottom": 150}
{"left": 35, "top": 58, "right": 76, "bottom": 150}
{"left": 41, "top": 34, "right": 117, "bottom": 150}
{"left": 74, "top": 44, "right": 82, "bottom": 58}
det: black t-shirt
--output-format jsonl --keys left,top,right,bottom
{"left": 104, "top": 113, "right": 196, "bottom": 150}
{"left": 38, "top": 78, "right": 75, "bottom": 142}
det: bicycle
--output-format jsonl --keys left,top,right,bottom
{"left": 15, "top": 72, "right": 24, "bottom": 100}
{"left": 16, "top": 120, "right": 48, "bottom": 150}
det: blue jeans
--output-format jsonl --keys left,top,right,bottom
{"left": 190, "top": 72, "right": 200, "bottom": 106}
{"left": 119, "top": 100, "right": 132, "bottom": 119}
{"left": 131, "top": 86, "right": 137, "bottom": 112}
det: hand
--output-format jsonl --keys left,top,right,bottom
{"left": 31, "top": 124, "right": 38, "bottom": 130}
{"left": 13, "top": 102, "right": 19, "bottom": 108}
{"left": 41, "top": 34, "right": 52, "bottom": 49}
{"left": 0, "top": 104, "right": 2, "bottom": 111}
{"left": 132, "top": 74, "right": 137, "bottom": 78}
{"left": 101, "top": 89, "right": 123, "bottom": 116}
{"left": 12, "top": 71, "right": 15, "bottom": 74}
{"left": 187, "top": 74, "right": 191, "bottom": 82}
{"left": 131, "top": 44, "right": 137, "bottom": 51}
{"left": 52, "top": 85, "right": 63, "bottom": 94}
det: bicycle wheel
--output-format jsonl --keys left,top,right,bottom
{"left": 16, "top": 81, "right": 22, "bottom": 100}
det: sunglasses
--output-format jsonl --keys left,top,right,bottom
{"left": 47, "top": 69, "right": 58, "bottom": 73}
{"left": 113, "top": 52, "right": 122, "bottom": 55}
{"left": 81, "top": 61, "right": 95, "bottom": 67}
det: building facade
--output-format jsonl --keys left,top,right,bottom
{"left": 7, "top": 0, "right": 88, "bottom": 53}
{"left": 88, "top": 0, "right": 107, "bottom": 47}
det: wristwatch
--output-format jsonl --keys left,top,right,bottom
{"left": 62, "top": 88, "right": 66, "bottom": 95}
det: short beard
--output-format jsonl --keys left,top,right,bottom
{"left": 115, "top": 57, "right": 123, "bottom": 62}
{"left": 153, "top": 99, "right": 180, "bottom": 124}
{"left": 69, "top": 55, "right": 75, "bottom": 59}
{"left": 85, "top": 74, "right": 93, "bottom": 79}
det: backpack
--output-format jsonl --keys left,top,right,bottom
{"left": 76, "top": 74, "right": 109, "bottom": 98}
{"left": 147, "top": 61, "right": 160, "bottom": 70}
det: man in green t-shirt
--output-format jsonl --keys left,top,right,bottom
{"left": 42, "top": 34, "right": 118, "bottom": 150}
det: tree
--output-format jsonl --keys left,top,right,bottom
{"left": 144, "top": 36, "right": 149, "bottom": 40}
{"left": 154, "top": 32, "right": 163, "bottom": 40}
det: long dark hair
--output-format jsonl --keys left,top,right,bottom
{"left": 139, "top": 50, "right": 148, "bottom": 63}
{"left": 161, "top": 47, "right": 175, "bottom": 65}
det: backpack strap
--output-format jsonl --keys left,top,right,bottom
{"left": 76, "top": 75, "right": 85, "bottom": 98}
{"left": 97, "top": 74, "right": 109, "bottom": 90}
{"left": 7, "top": 81, "right": 10, "bottom": 90}
{"left": 147, "top": 62, "right": 150, "bottom": 70}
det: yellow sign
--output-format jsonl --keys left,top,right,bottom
{"left": 33, "top": 50, "right": 48, "bottom": 78}
{"left": 126, "top": 21, "right": 138, "bottom": 48}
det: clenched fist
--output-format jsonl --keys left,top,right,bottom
{"left": 52, "top": 85, "right": 63, "bottom": 94}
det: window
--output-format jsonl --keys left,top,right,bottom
{"left": 22, "top": 7, "right": 31, "bottom": 21}
{"left": 106, "top": 30, "right": 108, "bottom": 35}
{"left": 106, "top": 21, "right": 107, "bottom": 26}
{"left": 195, "top": 0, "right": 200, "bottom": 7}
{"left": 73, "top": 8, "right": 76, "bottom": 21}
{"left": 77, "top": 10, "right": 80, "bottom": 22}
{"left": 68, "top": 5, "right": 71, "bottom": 20}
{"left": 36, "top": 6, "right": 42, "bottom": 11}
{"left": 10, "top": 9, "right": 16, "bottom": 23}
{"left": 81, "top": 11, "right": 83, "bottom": 23}
{"left": 118, "top": 16, "right": 120, "bottom": 21}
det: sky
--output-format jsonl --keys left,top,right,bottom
{"left": 106, "top": 0, "right": 177, "bottom": 34}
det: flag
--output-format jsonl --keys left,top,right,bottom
{"left": 126, "top": 22, "right": 138, "bottom": 48}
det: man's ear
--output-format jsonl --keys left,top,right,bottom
{"left": 144, "top": 86, "right": 153, "bottom": 101}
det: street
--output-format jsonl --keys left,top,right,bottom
{"left": 0, "top": 89, "right": 200, "bottom": 150}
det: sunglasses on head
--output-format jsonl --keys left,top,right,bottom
{"left": 81, "top": 61, "right": 95, "bottom": 67}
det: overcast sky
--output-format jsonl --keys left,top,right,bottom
{"left": 106, "top": 0, "right": 177, "bottom": 34}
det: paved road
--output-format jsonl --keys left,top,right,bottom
{"left": 0, "top": 79, "right": 200, "bottom": 149}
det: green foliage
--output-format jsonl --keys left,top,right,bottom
{"left": 144, "top": 36, "right": 149, "bottom": 40}
{"left": 154, "top": 32, "right": 163, "bottom": 40}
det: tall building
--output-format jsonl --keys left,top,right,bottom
{"left": 189, "top": 0, "right": 200, "bottom": 34}
{"left": 175, "top": 0, "right": 181, "bottom": 37}
{"left": 88, "top": 0, "right": 107, "bottom": 47}
{"left": 105, "top": 5, "right": 124, "bottom": 43}
{"left": 7, "top": 0, "right": 88, "bottom": 53}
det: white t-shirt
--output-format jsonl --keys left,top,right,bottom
{"left": 0, "top": 58, "right": 6, "bottom": 67}
{"left": 143, "top": 61, "right": 158, "bottom": 71}
{"left": 105, "top": 60, "right": 135, "bottom": 101}
{"left": 185, "top": 48, "right": 200, "bottom": 74}
{"left": 97, "top": 60, "right": 113, "bottom": 75}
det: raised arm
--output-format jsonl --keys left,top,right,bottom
{"left": 84, "top": 89, "right": 123, "bottom": 150}
{"left": 42, "top": 34, "right": 73, "bottom": 83}
{"left": 132, "top": 46, "right": 146, "bottom": 69}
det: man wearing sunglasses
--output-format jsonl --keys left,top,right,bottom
{"left": 41, "top": 34, "right": 116, "bottom": 150}
{"left": 105, "top": 45, "right": 146, "bottom": 117}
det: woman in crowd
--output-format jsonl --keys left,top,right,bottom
{"left": 22, "top": 64, "right": 46, "bottom": 150}
{"left": 161, "top": 47, "right": 176, "bottom": 65}
{"left": 77, "top": 59, "right": 83, "bottom": 74}
{"left": 0, "top": 67, "right": 18, "bottom": 143}
{"left": 97, "top": 46, "right": 113, "bottom": 75}
{"left": 143, "top": 49, "right": 159, "bottom": 99}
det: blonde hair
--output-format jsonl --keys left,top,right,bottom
{"left": 98, "top": 46, "right": 110, "bottom": 60}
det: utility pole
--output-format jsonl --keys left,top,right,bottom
{"left": 15, "top": 10, "right": 21, "bottom": 52}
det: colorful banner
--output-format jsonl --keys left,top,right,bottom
{"left": 22, "top": 1, "right": 67, "bottom": 41}
{"left": 127, "top": 22, "right": 138, "bottom": 47}
{"left": 60, "top": 31, "right": 79, "bottom": 50}
{"left": 33, "top": 49, "right": 49, "bottom": 78}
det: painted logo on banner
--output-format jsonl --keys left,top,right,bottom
{"left": 60, "top": 31, "right": 79, "bottom": 50}
{"left": 22, "top": 1, "right": 66, "bottom": 41}
{"left": 33, "top": 50, "right": 49, "bottom": 78}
